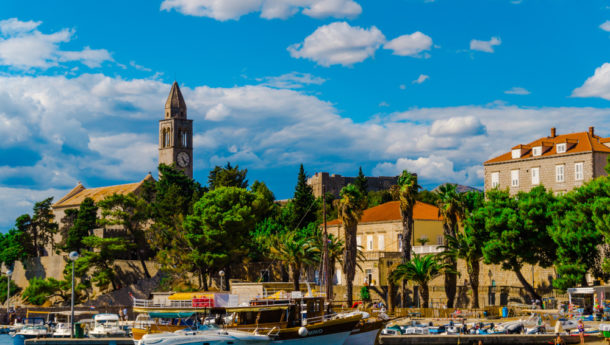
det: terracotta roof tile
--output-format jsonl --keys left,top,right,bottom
{"left": 485, "top": 131, "right": 610, "bottom": 164}
{"left": 327, "top": 200, "right": 442, "bottom": 226}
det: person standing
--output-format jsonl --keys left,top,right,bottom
{"left": 577, "top": 320, "right": 585, "bottom": 344}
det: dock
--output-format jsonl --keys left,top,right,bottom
{"left": 25, "top": 338, "right": 134, "bottom": 345}
{"left": 379, "top": 334, "right": 604, "bottom": 345}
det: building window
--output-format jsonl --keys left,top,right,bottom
{"left": 575, "top": 162, "right": 584, "bottom": 181}
{"left": 163, "top": 129, "right": 170, "bottom": 147}
{"left": 511, "top": 170, "right": 519, "bottom": 187}
{"left": 531, "top": 167, "right": 540, "bottom": 185}
{"left": 367, "top": 235, "right": 373, "bottom": 251}
{"left": 556, "top": 143, "right": 566, "bottom": 153}
{"left": 532, "top": 146, "right": 542, "bottom": 156}
{"left": 556, "top": 164, "right": 565, "bottom": 182}
{"left": 335, "top": 269, "right": 342, "bottom": 285}
{"left": 364, "top": 269, "right": 372, "bottom": 285}
{"left": 378, "top": 235, "right": 385, "bottom": 250}
{"left": 437, "top": 235, "right": 443, "bottom": 245}
{"left": 491, "top": 172, "right": 500, "bottom": 188}
{"left": 511, "top": 149, "right": 521, "bottom": 159}
{"left": 356, "top": 236, "right": 362, "bottom": 248}
{"left": 397, "top": 234, "right": 403, "bottom": 251}
{"left": 181, "top": 131, "right": 188, "bottom": 147}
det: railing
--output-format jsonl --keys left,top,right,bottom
{"left": 412, "top": 245, "right": 444, "bottom": 254}
{"left": 132, "top": 298, "right": 196, "bottom": 309}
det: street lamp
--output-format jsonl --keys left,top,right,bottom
{"left": 69, "top": 251, "right": 79, "bottom": 338}
{"left": 6, "top": 269, "right": 12, "bottom": 315}
{"left": 219, "top": 270, "right": 225, "bottom": 291}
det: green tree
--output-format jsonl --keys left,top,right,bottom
{"left": 183, "top": 187, "right": 262, "bottom": 290}
{"left": 98, "top": 193, "right": 152, "bottom": 278}
{"left": 367, "top": 189, "right": 394, "bottom": 208}
{"left": 78, "top": 236, "right": 130, "bottom": 291}
{"left": 0, "top": 278, "right": 19, "bottom": 304}
{"left": 20, "top": 198, "right": 58, "bottom": 257}
{"left": 64, "top": 198, "right": 97, "bottom": 252}
{"left": 391, "top": 254, "right": 453, "bottom": 308}
{"left": 286, "top": 164, "right": 318, "bottom": 232}
{"left": 269, "top": 231, "right": 318, "bottom": 292}
{"left": 482, "top": 187, "right": 556, "bottom": 301}
{"left": 338, "top": 184, "right": 366, "bottom": 307}
{"left": 435, "top": 183, "right": 463, "bottom": 308}
{"left": 416, "top": 190, "right": 440, "bottom": 205}
{"left": 22, "top": 277, "right": 67, "bottom": 305}
{"left": 0, "top": 227, "right": 30, "bottom": 268}
{"left": 354, "top": 167, "right": 368, "bottom": 198}
{"left": 57, "top": 209, "right": 78, "bottom": 252}
{"left": 208, "top": 162, "right": 248, "bottom": 190}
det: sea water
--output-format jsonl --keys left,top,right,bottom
{"left": 0, "top": 334, "right": 11, "bottom": 345}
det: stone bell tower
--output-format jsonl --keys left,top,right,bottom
{"left": 159, "top": 81, "right": 193, "bottom": 178}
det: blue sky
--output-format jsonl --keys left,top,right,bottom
{"left": 1, "top": 0, "right": 610, "bottom": 229}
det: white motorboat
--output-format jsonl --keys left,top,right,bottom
{"left": 14, "top": 324, "right": 50, "bottom": 339}
{"left": 137, "top": 327, "right": 271, "bottom": 345}
{"left": 343, "top": 311, "right": 387, "bottom": 345}
{"left": 52, "top": 322, "right": 72, "bottom": 337}
{"left": 88, "top": 313, "right": 127, "bottom": 338}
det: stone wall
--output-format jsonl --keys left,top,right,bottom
{"left": 307, "top": 172, "right": 398, "bottom": 198}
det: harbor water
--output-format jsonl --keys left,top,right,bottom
{"left": 0, "top": 334, "right": 11, "bottom": 345}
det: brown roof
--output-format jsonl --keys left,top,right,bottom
{"left": 327, "top": 200, "right": 442, "bottom": 226}
{"left": 165, "top": 81, "right": 187, "bottom": 112}
{"left": 53, "top": 174, "right": 154, "bottom": 208}
{"left": 485, "top": 130, "right": 610, "bottom": 165}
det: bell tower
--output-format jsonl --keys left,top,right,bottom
{"left": 159, "top": 81, "right": 193, "bottom": 178}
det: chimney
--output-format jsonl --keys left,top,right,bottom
{"left": 589, "top": 126, "right": 595, "bottom": 137}
{"left": 550, "top": 127, "right": 556, "bottom": 138}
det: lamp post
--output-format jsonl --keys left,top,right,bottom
{"left": 6, "top": 269, "right": 12, "bottom": 315}
{"left": 488, "top": 270, "right": 493, "bottom": 307}
{"left": 219, "top": 270, "right": 225, "bottom": 291}
{"left": 69, "top": 251, "right": 79, "bottom": 338}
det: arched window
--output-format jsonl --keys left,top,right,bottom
{"left": 163, "top": 129, "right": 170, "bottom": 147}
{"left": 181, "top": 131, "right": 188, "bottom": 147}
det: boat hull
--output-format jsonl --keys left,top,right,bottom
{"left": 344, "top": 329, "right": 380, "bottom": 345}
{"left": 133, "top": 325, "right": 189, "bottom": 340}
{"left": 137, "top": 330, "right": 271, "bottom": 345}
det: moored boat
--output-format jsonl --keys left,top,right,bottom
{"left": 88, "top": 313, "right": 127, "bottom": 338}
{"left": 137, "top": 326, "right": 272, "bottom": 345}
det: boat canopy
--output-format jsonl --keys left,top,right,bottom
{"left": 148, "top": 312, "right": 195, "bottom": 318}
{"left": 567, "top": 288, "right": 595, "bottom": 294}
{"left": 224, "top": 305, "right": 289, "bottom": 312}
{"left": 94, "top": 313, "right": 120, "bottom": 321}
{"left": 168, "top": 292, "right": 211, "bottom": 300}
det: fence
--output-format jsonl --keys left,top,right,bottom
{"left": 390, "top": 307, "right": 502, "bottom": 319}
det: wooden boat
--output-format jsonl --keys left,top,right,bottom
{"left": 132, "top": 312, "right": 193, "bottom": 340}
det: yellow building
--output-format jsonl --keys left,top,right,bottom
{"left": 326, "top": 200, "right": 445, "bottom": 287}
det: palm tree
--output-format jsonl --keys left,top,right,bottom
{"left": 338, "top": 184, "right": 366, "bottom": 307}
{"left": 390, "top": 254, "right": 453, "bottom": 308}
{"left": 435, "top": 183, "right": 464, "bottom": 308}
{"left": 393, "top": 170, "right": 421, "bottom": 308}
{"left": 442, "top": 232, "right": 483, "bottom": 308}
{"left": 312, "top": 231, "right": 345, "bottom": 298}
{"left": 270, "top": 232, "right": 318, "bottom": 292}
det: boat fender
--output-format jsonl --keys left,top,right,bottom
{"left": 298, "top": 327, "right": 308, "bottom": 337}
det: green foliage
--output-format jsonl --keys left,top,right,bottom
{"left": 14, "top": 198, "right": 58, "bottom": 257}
{"left": 0, "top": 278, "right": 20, "bottom": 304}
{"left": 287, "top": 164, "right": 318, "bottom": 232}
{"left": 0, "top": 227, "right": 30, "bottom": 268}
{"left": 367, "top": 189, "right": 394, "bottom": 208}
{"left": 391, "top": 254, "right": 453, "bottom": 308}
{"left": 354, "top": 167, "right": 368, "bottom": 197}
{"left": 416, "top": 190, "right": 439, "bottom": 205}
{"left": 78, "top": 236, "right": 131, "bottom": 291}
{"left": 396, "top": 170, "right": 420, "bottom": 263}
{"left": 208, "top": 162, "right": 248, "bottom": 190}
{"left": 269, "top": 231, "right": 319, "bottom": 291}
{"left": 183, "top": 187, "right": 263, "bottom": 286}
{"left": 22, "top": 277, "right": 67, "bottom": 305}
{"left": 359, "top": 286, "right": 371, "bottom": 301}
{"left": 64, "top": 198, "right": 97, "bottom": 252}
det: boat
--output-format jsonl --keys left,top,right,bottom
{"left": 12, "top": 318, "right": 50, "bottom": 345}
{"left": 132, "top": 312, "right": 193, "bottom": 340}
{"left": 342, "top": 311, "right": 387, "bottom": 345}
{"left": 88, "top": 313, "right": 128, "bottom": 338}
{"left": 137, "top": 326, "right": 272, "bottom": 345}
{"left": 51, "top": 322, "right": 71, "bottom": 337}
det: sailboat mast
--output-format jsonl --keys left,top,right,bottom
{"left": 322, "top": 185, "right": 331, "bottom": 301}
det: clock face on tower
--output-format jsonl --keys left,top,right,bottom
{"left": 177, "top": 152, "right": 190, "bottom": 168}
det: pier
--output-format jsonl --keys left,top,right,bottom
{"left": 379, "top": 334, "right": 604, "bottom": 345}
{"left": 25, "top": 338, "right": 134, "bottom": 345}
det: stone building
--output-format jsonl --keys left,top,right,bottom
{"left": 484, "top": 127, "right": 610, "bottom": 194}
{"left": 326, "top": 200, "right": 446, "bottom": 287}
{"left": 307, "top": 172, "right": 398, "bottom": 198}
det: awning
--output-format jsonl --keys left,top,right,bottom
{"left": 168, "top": 292, "right": 212, "bottom": 300}
{"left": 224, "top": 306, "right": 289, "bottom": 312}
{"left": 567, "top": 288, "right": 595, "bottom": 294}
{"left": 149, "top": 312, "right": 195, "bottom": 319}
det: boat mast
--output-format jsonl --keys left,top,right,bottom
{"left": 322, "top": 184, "right": 331, "bottom": 302}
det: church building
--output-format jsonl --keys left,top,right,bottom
{"left": 50, "top": 82, "right": 194, "bottom": 253}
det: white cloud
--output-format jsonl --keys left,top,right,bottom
{"left": 412, "top": 74, "right": 429, "bottom": 84}
{"left": 0, "top": 18, "right": 112, "bottom": 70}
{"left": 601, "top": 21, "right": 610, "bottom": 32}
{"left": 470, "top": 37, "right": 501, "bottom": 53}
{"left": 288, "top": 22, "right": 385, "bottom": 66}
{"left": 258, "top": 72, "right": 326, "bottom": 89}
{"left": 572, "top": 63, "right": 610, "bottom": 100}
{"left": 379, "top": 101, "right": 389, "bottom": 107}
{"left": 205, "top": 103, "right": 231, "bottom": 121}
{"left": 429, "top": 116, "right": 486, "bottom": 137}
{"left": 504, "top": 86, "right": 530, "bottom": 95}
{"left": 383, "top": 32, "right": 433, "bottom": 57}
{"left": 373, "top": 155, "right": 474, "bottom": 184}
{"left": 160, "top": 0, "right": 361, "bottom": 21}
{"left": 0, "top": 187, "right": 68, "bottom": 229}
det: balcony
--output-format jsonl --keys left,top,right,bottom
{"left": 412, "top": 245, "right": 444, "bottom": 254}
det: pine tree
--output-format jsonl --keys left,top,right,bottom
{"left": 290, "top": 164, "right": 318, "bottom": 232}
{"left": 64, "top": 198, "right": 97, "bottom": 252}
{"left": 354, "top": 167, "right": 368, "bottom": 196}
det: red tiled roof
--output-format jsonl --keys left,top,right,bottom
{"left": 327, "top": 200, "right": 442, "bottom": 226}
{"left": 485, "top": 131, "right": 610, "bottom": 165}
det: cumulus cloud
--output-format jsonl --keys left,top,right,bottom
{"left": 470, "top": 37, "right": 501, "bottom": 53}
{"left": 0, "top": 187, "right": 68, "bottom": 229}
{"left": 412, "top": 74, "right": 429, "bottom": 84}
{"left": 288, "top": 22, "right": 385, "bottom": 67}
{"left": 258, "top": 72, "right": 326, "bottom": 89}
{"left": 0, "top": 18, "right": 112, "bottom": 70}
{"left": 160, "top": 0, "right": 361, "bottom": 21}
{"left": 504, "top": 86, "right": 530, "bottom": 95}
{"left": 601, "top": 20, "right": 610, "bottom": 32}
{"left": 429, "top": 116, "right": 486, "bottom": 137}
{"left": 373, "top": 155, "right": 477, "bottom": 185}
{"left": 572, "top": 63, "right": 610, "bottom": 100}
{"left": 383, "top": 32, "right": 433, "bottom": 57}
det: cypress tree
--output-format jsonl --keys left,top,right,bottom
{"left": 354, "top": 167, "right": 368, "bottom": 196}
{"left": 290, "top": 164, "right": 318, "bottom": 231}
